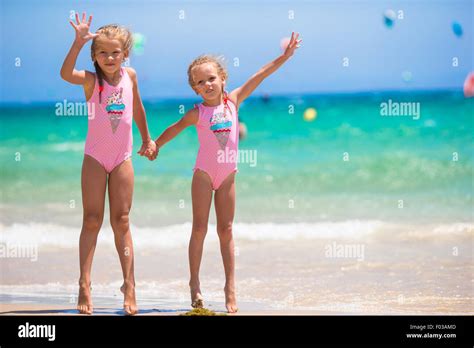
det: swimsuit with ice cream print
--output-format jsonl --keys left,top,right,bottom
{"left": 84, "top": 67, "right": 134, "bottom": 173}
{"left": 194, "top": 96, "right": 239, "bottom": 190}
{"left": 209, "top": 109, "right": 233, "bottom": 149}
{"left": 105, "top": 87, "right": 126, "bottom": 133}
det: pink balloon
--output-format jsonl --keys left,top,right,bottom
{"left": 280, "top": 37, "right": 291, "bottom": 51}
{"left": 464, "top": 72, "right": 474, "bottom": 98}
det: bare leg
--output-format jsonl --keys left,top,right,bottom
{"left": 189, "top": 169, "right": 213, "bottom": 308}
{"left": 214, "top": 172, "right": 238, "bottom": 313}
{"left": 78, "top": 155, "right": 107, "bottom": 315}
{"left": 108, "top": 159, "right": 137, "bottom": 315}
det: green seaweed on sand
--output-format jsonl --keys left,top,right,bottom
{"left": 180, "top": 308, "right": 227, "bottom": 316}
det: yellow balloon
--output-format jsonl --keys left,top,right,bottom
{"left": 304, "top": 107, "right": 317, "bottom": 121}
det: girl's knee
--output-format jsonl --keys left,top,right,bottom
{"left": 217, "top": 223, "right": 233, "bottom": 240}
{"left": 82, "top": 214, "right": 103, "bottom": 233}
{"left": 110, "top": 212, "right": 130, "bottom": 233}
{"left": 192, "top": 224, "right": 208, "bottom": 238}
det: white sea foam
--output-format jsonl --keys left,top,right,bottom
{"left": 48, "top": 142, "right": 84, "bottom": 153}
{"left": 0, "top": 221, "right": 471, "bottom": 250}
{"left": 0, "top": 221, "right": 383, "bottom": 249}
{"left": 0, "top": 280, "right": 243, "bottom": 306}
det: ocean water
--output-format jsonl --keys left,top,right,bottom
{"left": 1, "top": 91, "right": 473, "bottom": 225}
{"left": 1, "top": 91, "right": 473, "bottom": 313}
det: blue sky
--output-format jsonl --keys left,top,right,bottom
{"left": 0, "top": 0, "right": 472, "bottom": 103}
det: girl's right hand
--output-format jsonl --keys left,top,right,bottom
{"left": 148, "top": 148, "right": 159, "bottom": 161}
{"left": 69, "top": 12, "right": 98, "bottom": 46}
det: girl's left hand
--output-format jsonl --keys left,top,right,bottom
{"left": 69, "top": 12, "right": 98, "bottom": 46}
{"left": 138, "top": 139, "right": 157, "bottom": 160}
{"left": 283, "top": 32, "right": 302, "bottom": 58}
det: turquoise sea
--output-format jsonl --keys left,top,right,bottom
{"left": 1, "top": 91, "right": 472, "bottom": 226}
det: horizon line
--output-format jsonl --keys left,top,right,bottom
{"left": 0, "top": 87, "right": 467, "bottom": 107}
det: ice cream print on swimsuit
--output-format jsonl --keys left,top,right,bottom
{"left": 105, "top": 87, "right": 126, "bottom": 133}
{"left": 209, "top": 105, "right": 233, "bottom": 150}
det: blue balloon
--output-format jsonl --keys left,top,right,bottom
{"left": 452, "top": 21, "right": 463, "bottom": 37}
{"left": 384, "top": 9, "right": 396, "bottom": 28}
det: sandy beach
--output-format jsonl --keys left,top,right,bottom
{"left": 1, "top": 221, "right": 472, "bottom": 316}
{"left": 0, "top": 303, "right": 344, "bottom": 316}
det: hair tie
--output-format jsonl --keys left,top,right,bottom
{"left": 223, "top": 90, "right": 229, "bottom": 104}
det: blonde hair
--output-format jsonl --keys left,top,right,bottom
{"left": 187, "top": 55, "right": 228, "bottom": 93}
{"left": 91, "top": 24, "right": 133, "bottom": 103}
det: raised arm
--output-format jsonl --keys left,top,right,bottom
{"left": 60, "top": 12, "right": 98, "bottom": 85}
{"left": 228, "top": 32, "right": 302, "bottom": 108}
{"left": 154, "top": 108, "right": 199, "bottom": 152}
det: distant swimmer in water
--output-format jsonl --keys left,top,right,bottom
{"left": 239, "top": 117, "right": 247, "bottom": 140}
{"left": 261, "top": 93, "right": 270, "bottom": 104}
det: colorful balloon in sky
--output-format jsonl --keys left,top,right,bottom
{"left": 133, "top": 33, "right": 146, "bottom": 55}
{"left": 452, "top": 21, "right": 463, "bottom": 37}
{"left": 383, "top": 9, "right": 396, "bottom": 28}
{"left": 463, "top": 72, "right": 474, "bottom": 98}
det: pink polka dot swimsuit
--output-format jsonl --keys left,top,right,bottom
{"left": 85, "top": 67, "right": 133, "bottom": 173}
{"left": 194, "top": 97, "right": 239, "bottom": 190}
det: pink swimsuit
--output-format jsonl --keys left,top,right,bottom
{"left": 194, "top": 97, "right": 239, "bottom": 190}
{"left": 85, "top": 67, "right": 133, "bottom": 173}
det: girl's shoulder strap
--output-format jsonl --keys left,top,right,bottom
{"left": 122, "top": 67, "right": 134, "bottom": 85}
{"left": 193, "top": 103, "right": 205, "bottom": 126}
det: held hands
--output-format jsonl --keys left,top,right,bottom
{"left": 69, "top": 12, "right": 98, "bottom": 46}
{"left": 138, "top": 139, "right": 158, "bottom": 161}
{"left": 283, "top": 32, "right": 302, "bottom": 58}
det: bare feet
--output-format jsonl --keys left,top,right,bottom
{"left": 224, "top": 284, "right": 238, "bottom": 313}
{"left": 77, "top": 281, "right": 93, "bottom": 315}
{"left": 120, "top": 281, "right": 138, "bottom": 315}
{"left": 189, "top": 282, "right": 204, "bottom": 308}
